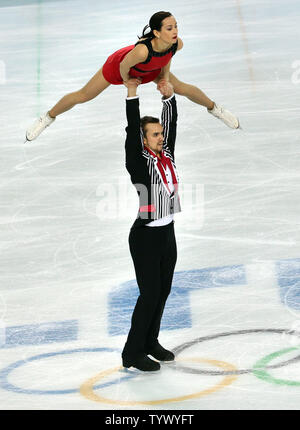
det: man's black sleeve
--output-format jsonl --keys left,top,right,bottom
{"left": 125, "top": 97, "right": 143, "bottom": 163}
{"left": 161, "top": 94, "right": 177, "bottom": 157}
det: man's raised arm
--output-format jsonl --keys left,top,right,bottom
{"left": 125, "top": 78, "right": 143, "bottom": 161}
{"left": 158, "top": 81, "right": 177, "bottom": 157}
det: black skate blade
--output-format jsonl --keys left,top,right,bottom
{"left": 236, "top": 120, "right": 242, "bottom": 130}
{"left": 24, "top": 134, "right": 32, "bottom": 144}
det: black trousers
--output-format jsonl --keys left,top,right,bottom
{"left": 122, "top": 221, "right": 177, "bottom": 358}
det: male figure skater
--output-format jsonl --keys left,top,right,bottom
{"left": 122, "top": 77, "right": 180, "bottom": 371}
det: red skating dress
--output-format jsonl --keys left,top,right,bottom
{"left": 102, "top": 38, "right": 178, "bottom": 85}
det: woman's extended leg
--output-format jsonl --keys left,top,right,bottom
{"left": 49, "top": 67, "right": 111, "bottom": 117}
{"left": 167, "top": 72, "right": 214, "bottom": 109}
{"left": 155, "top": 73, "right": 240, "bottom": 129}
{"left": 26, "top": 67, "right": 111, "bottom": 141}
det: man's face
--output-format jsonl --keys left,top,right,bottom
{"left": 143, "top": 123, "right": 164, "bottom": 155}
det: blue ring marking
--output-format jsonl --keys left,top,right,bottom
{"left": 0, "top": 347, "right": 136, "bottom": 395}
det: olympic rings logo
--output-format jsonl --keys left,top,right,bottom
{"left": 1, "top": 329, "right": 300, "bottom": 406}
{"left": 80, "top": 358, "right": 238, "bottom": 406}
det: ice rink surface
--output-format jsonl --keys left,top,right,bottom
{"left": 1, "top": 0, "right": 300, "bottom": 410}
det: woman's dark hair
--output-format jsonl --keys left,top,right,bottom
{"left": 138, "top": 11, "right": 172, "bottom": 39}
{"left": 140, "top": 116, "right": 160, "bottom": 137}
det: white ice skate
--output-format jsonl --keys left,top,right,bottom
{"left": 208, "top": 103, "right": 240, "bottom": 129}
{"left": 26, "top": 112, "right": 56, "bottom": 141}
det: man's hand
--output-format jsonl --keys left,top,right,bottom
{"left": 124, "top": 77, "right": 142, "bottom": 98}
{"left": 123, "top": 77, "right": 142, "bottom": 88}
{"left": 157, "top": 79, "right": 174, "bottom": 98}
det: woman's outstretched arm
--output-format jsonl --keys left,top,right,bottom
{"left": 156, "top": 37, "right": 183, "bottom": 84}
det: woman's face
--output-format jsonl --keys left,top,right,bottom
{"left": 155, "top": 16, "right": 178, "bottom": 44}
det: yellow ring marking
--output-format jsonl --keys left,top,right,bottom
{"left": 80, "top": 357, "right": 238, "bottom": 406}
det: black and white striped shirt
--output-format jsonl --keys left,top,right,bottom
{"left": 125, "top": 94, "right": 181, "bottom": 229}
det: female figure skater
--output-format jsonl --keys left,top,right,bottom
{"left": 26, "top": 11, "right": 239, "bottom": 141}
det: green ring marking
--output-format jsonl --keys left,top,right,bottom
{"left": 253, "top": 347, "right": 300, "bottom": 386}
